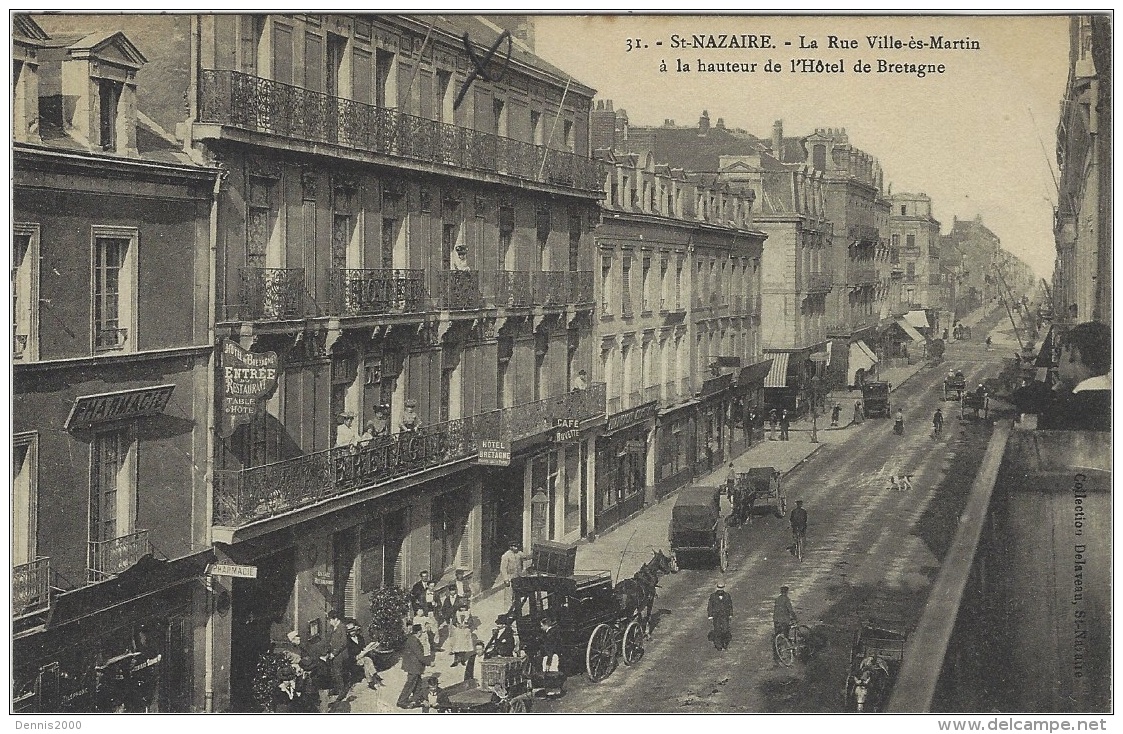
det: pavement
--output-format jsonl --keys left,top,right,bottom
{"left": 338, "top": 320, "right": 954, "bottom": 713}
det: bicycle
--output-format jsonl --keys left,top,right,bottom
{"left": 774, "top": 622, "right": 813, "bottom": 667}
{"left": 792, "top": 528, "right": 806, "bottom": 563}
{"left": 932, "top": 421, "right": 943, "bottom": 439}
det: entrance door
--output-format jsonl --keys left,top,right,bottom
{"left": 230, "top": 548, "right": 295, "bottom": 712}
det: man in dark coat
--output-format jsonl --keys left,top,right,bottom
{"left": 485, "top": 614, "right": 517, "bottom": 658}
{"left": 325, "top": 609, "right": 351, "bottom": 703}
{"left": 779, "top": 409, "right": 791, "bottom": 441}
{"left": 707, "top": 582, "right": 734, "bottom": 650}
{"left": 463, "top": 640, "right": 486, "bottom": 682}
{"left": 396, "top": 625, "right": 428, "bottom": 709}
{"left": 539, "top": 616, "right": 565, "bottom": 698}
{"left": 410, "top": 570, "right": 430, "bottom": 613}
{"left": 773, "top": 586, "right": 797, "bottom": 662}
{"left": 768, "top": 409, "right": 778, "bottom": 440}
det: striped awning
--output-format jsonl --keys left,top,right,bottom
{"left": 763, "top": 352, "right": 790, "bottom": 388}
{"left": 895, "top": 318, "right": 926, "bottom": 343}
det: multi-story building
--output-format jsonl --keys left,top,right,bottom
{"left": 591, "top": 145, "right": 767, "bottom": 529}
{"left": 13, "top": 15, "right": 220, "bottom": 712}
{"left": 184, "top": 13, "right": 604, "bottom": 710}
{"left": 1053, "top": 14, "right": 1111, "bottom": 326}
{"left": 717, "top": 120, "right": 833, "bottom": 413}
{"left": 889, "top": 193, "right": 942, "bottom": 312}
{"left": 940, "top": 214, "right": 1002, "bottom": 317}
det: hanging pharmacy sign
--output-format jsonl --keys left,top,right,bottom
{"left": 219, "top": 339, "right": 279, "bottom": 437}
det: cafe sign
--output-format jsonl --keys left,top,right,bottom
{"left": 554, "top": 418, "right": 581, "bottom": 444}
{"left": 65, "top": 384, "right": 175, "bottom": 430}
{"left": 220, "top": 339, "right": 279, "bottom": 437}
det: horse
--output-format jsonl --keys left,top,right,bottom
{"left": 613, "top": 550, "right": 673, "bottom": 639}
{"left": 846, "top": 656, "right": 891, "bottom": 712}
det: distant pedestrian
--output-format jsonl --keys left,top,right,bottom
{"left": 745, "top": 409, "right": 757, "bottom": 447}
{"left": 831, "top": 403, "right": 841, "bottom": 427}
{"left": 854, "top": 401, "right": 864, "bottom": 425}
{"left": 725, "top": 462, "right": 737, "bottom": 499}
{"left": 768, "top": 409, "right": 778, "bottom": 440}
{"left": 773, "top": 586, "right": 797, "bottom": 663}
{"left": 707, "top": 582, "right": 734, "bottom": 651}
{"left": 779, "top": 410, "right": 791, "bottom": 441}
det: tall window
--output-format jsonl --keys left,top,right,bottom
{"left": 568, "top": 215, "right": 581, "bottom": 272}
{"left": 326, "top": 32, "right": 347, "bottom": 97}
{"left": 675, "top": 259, "right": 683, "bottom": 310}
{"left": 89, "top": 428, "right": 136, "bottom": 558}
{"left": 906, "top": 234, "right": 916, "bottom": 249}
{"left": 13, "top": 434, "right": 37, "bottom": 566}
{"left": 12, "top": 224, "right": 38, "bottom": 360}
{"left": 375, "top": 49, "right": 395, "bottom": 108}
{"left": 332, "top": 180, "right": 357, "bottom": 271}
{"left": 247, "top": 176, "right": 278, "bottom": 268}
{"left": 531, "top": 111, "right": 543, "bottom": 146}
{"left": 493, "top": 98, "right": 507, "bottom": 138}
{"left": 436, "top": 70, "right": 453, "bottom": 124}
{"left": 497, "top": 335, "right": 513, "bottom": 408}
{"left": 499, "top": 206, "right": 515, "bottom": 270}
{"left": 621, "top": 257, "right": 632, "bottom": 315}
{"left": 536, "top": 208, "right": 550, "bottom": 270}
{"left": 601, "top": 255, "right": 613, "bottom": 313}
{"left": 97, "top": 80, "right": 123, "bottom": 151}
{"left": 534, "top": 332, "right": 549, "bottom": 401}
{"left": 563, "top": 120, "right": 574, "bottom": 152}
{"left": 92, "top": 228, "right": 137, "bottom": 352}
{"left": 641, "top": 257, "right": 651, "bottom": 311}
{"left": 659, "top": 258, "right": 669, "bottom": 310}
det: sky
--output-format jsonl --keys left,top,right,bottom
{"left": 532, "top": 13, "right": 1071, "bottom": 281}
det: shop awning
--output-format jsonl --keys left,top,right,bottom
{"left": 895, "top": 318, "right": 926, "bottom": 343}
{"left": 904, "top": 310, "right": 931, "bottom": 330}
{"left": 763, "top": 352, "right": 790, "bottom": 388}
{"left": 848, "top": 340, "right": 879, "bottom": 385}
{"left": 809, "top": 351, "right": 829, "bottom": 363}
{"left": 737, "top": 358, "right": 774, "bottom": 387}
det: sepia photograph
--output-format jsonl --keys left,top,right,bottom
{"left": 10, "top": 9, "right": 1112, "bottom": 722}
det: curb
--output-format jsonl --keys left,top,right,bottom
{"left": 779, "top": 443, "right": 824, "bottom": 480}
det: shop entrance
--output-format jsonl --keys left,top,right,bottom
{"left": 230, "top": 548, "right": 295, "bottom": 712}
{"left": 481, "top": 464, "right": 524, "bottom": 589}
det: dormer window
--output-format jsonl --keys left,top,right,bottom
{"left": 59, "top": 31, "right": 146, "bottom": 156}
{"left": 98, "top": 79, "right": 123, "bottom": 151}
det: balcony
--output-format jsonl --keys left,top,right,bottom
{"left": 237, "top": 267, "right": 305, "bottom": 320}
{"left": 849, "top": 224, "right": 880, "bottom": 244}
{"left": 199, "top": 70, "right": 604, "bottom": 194}
{"left": 643, "top": 385, "right": 660, "bottom": 404}
{"left": 807, "top": 272, "right": 833, "bottom": 293}
{"left": 532, "top": 271, "right": 569, "bottom": 307}
{"left": 13, "top": 334, "right": 27, "bottom": 358}
{"left": 607, "top": 395, "right": 622, "bottom": 415}
{"left": 214, "top": 384, "right": 607, "bottom": 529}
{"left": 485, "top": 270, "right": 534, "bottom": 308}
{"left": 13, "top": 557, "right": 50, "bottom": 619}
{"left": 94, "top": 326, "right": 129, "bottom": 351}
{"left": 752, "top": 294, "right": 763, "bottom": 318}
{"left": 431, "top": 271, "right": 483, "bottom": 311}
{"left": 89, "top": 530, "right": 151, "bottom": 582}
{"left": 663, "top": 380, "right": 674, "bottom": 401}
{"left": 679, "top": 377, "right": 694, "bottom": 397}
{"left": 568, "top": 271, "right": 595, "bottom": 304}
{"left": 329, "top": 268, "right": 426, "bottom": 317}
{"left": 849, "top": 264, "right": 877, "bottom": 285}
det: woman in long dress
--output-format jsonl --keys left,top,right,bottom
{"left": 447, "top": 604, "right": 476, "bottom": 667}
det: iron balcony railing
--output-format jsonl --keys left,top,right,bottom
{"left": 214, "top": 383, "right": 606, "bottom": 528}
{"left": 237, "top": 267, "right": 305, "bottom": 320}
{"left": 643, "top": 385, "right": 660, "bottom": 404}
{"left": 89, "top": 530, "right": 151, "bottom": 582}
{"left": 199, "top": 70, "right": 604, "bottom": 193}
{"left": 849, "top": 224, "right": 880, "bottom": 244}
{"left": 752, "top": 294, "right": 763, "bottom": 318}
{"left": 569, "top": 271, "right": 594, "bottom": 304}
{"left": 480, "top": 270, "right": 593, "bottom": 309}
{"left": 607, "top": 396, "right": 622, "bottom": 415}
{"left": 807, "top": 272, "right": 833, "bottom": 293}
{"left": 12, "top": 557, "right": 51, "bottom": 618}
{"left": 532, "top": 271, "right": 569, "bottom": 307}
{"left": 850, "top": 265, "right": 878, "bottom": 285}
{"left": 486, "top": 270, "right": 534, "bottom": 308}
{"left": 13, "top": 334, "right": 28, "bottom": 357}
{"left": 329, "top": 268, "right": 426, "bottom": 317}
{"left": 94, "top": 326, "right": 129, "bottom": 351}
{"left": 430, "top": 271, "right": 483, "bottom": 311}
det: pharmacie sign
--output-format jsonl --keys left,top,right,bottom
{"left": 66, "top": 384, "right": 176, "bottom": 430}
{"left": 219, "top": 339, "right": 279, "bottom": 437}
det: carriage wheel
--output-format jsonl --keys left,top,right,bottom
{"left": 585, "top": 623, "right": 617, "bottom": 682}
{"left": 621, "top": 619, "right": 645, "bottom": 666}
{"left": 505, "top": 696, "right": 530, "bottom": 713}
{"left": 774, "top": 633, "right": 795, "bottom": 667}
{"left": 718, "top": 532, "right": 729, "bottom": 572}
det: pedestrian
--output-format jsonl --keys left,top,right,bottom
{"left": 831, "top": 403, "right": 841, "bottom": 427}
{"left": 779, "top": 409, "right": 790, "bottom": 441}
{"left": 463, "top": 640, "right": 486, "bottom": 682}
{"left": 410, "top": 571, "right": 430, "bottom": 614}
{"left": 768, "top": 409, "right": 778, "bottom": 440}
{"left": 412, "top": 606, "right": 437, "bottom": 657}
{"left": 447, "top": 603, "right": 476, "bottom": 667}
{"left": 773, "top": 586, "right": 797, "bottom": 663}
{"left": 396, "top": 625, "right": 428, "bottom": 709}
{"left": 498, "top": 542, "right": 524, "bottom": 607}
{"left": 725, "top": 461, "right": 737, "bottom": 500}
{"left": 707, "top": 582, "right": 734, "bottom": 651}
{"left": 894, "top": 408, "right": 904, "bottom": 435}
{"left": 325, "top": 609, "right": 351, "bottom": 704}
{"left": 745, "top": 408, "right": 757, "bottom": 447}
{"left": 854, "top": 400, "right": 863, "bottom": 425}
{"left": 539, "top": 616, "right": 565, "bottom": 698}
{"left": 454, "top": 567, "right": 473, "bottom": 600}
{"left": 484, "top": 614, "right": 518, "bottom": 658}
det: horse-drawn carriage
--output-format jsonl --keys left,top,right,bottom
{"left": 509, "top": 545, "right": 659, "bottom": 685}
{"left": 844, "top": 621, "right": 908, "bottom": 712}
{"left": 669, "top": 486, "right": 728, "bottom": 572}
{"left": 861, "top": 381, "right": 892, "bottom": 418}
{"left": 728, "top": 467, "right": 785, "bottom": 526}
{"left": 433, "top": 657, "right": 535, "bottom": 713}
{"left": 943, "top": 370, "right": 967, "bottom": 401}
{"left": 961, "top": 389, "right": 990, "bottom": 420}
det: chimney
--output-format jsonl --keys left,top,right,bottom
{"left": 715, "top": 117, "right": 725, "bottom": 130}
{"left": 590, "top": 98, "right": 618, "bottom": 151}
{"left": 698, "top": 110, "right": 710, "bottom": 134}
{"left": 772, "top": 120, "right": 783, "bottom": 161}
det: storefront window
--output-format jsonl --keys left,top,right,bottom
{"left": 563, "top": 449, "right": 581, "bottom": 536}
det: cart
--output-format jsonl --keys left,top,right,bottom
{"left": 668, "top": 486, "right": 728, "bottom": 572}
{"left": 509, "top": 553, "right": 647, "bottom": 686}
{"left": 961, "top": 391, "right": 990, "bottom": 420}
{"left": 861, "top": 382, "right": 892, "bottom": 418}
{"left": 943, "top": 370, "right": 967, "bottom": 401}
{"left": 433, "top": 657, "right": 534, "bottom": 713}
{"left": 844, "top": 621, "right": 908, "bottom": 712}
{"left": 739, "top": 466, "right": 785, "bottom": 519}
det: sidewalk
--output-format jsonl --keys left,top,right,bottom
{"left": 345, "top": 346, "right": 934, "bottom": 713}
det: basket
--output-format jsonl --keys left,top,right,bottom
{"left": 480, "top": 657, "right": 526, "bottom": 689}
{"left": 532, "top": 541, "right": 577, "bottom": 577}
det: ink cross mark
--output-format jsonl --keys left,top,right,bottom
{"left": 454, "top": 30, "right": 512, "bottom": 111}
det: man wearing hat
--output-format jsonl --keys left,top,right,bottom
{"left": 498, "top": 542, "right": 524, "bottom": 607}
{"left": 396, "top": 624, "right": 429, "bottom": 709}
{"left": 707, "top": 582, "right": 734, "bottom": 651}
{"left": 484, "top": 614, "right": 517, "bottom": 658}
{"left": 334, "top": 410, "right": 359, "bottom": 449}
{"left": 773, "top": 586, "right": 797, "bottom": 662}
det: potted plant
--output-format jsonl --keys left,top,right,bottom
{"left": 367, "top": 586, "right": 411, "bottom": 670}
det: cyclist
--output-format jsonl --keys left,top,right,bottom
{"left": 773, "top": 586, "right": 798, "bottom": 662}
{"left": 789, "top": 500, "right": 808, "bottom": 558}
{"left": 932, "top": 408, "right": 944, "bottom": 438}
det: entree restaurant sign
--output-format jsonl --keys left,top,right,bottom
{"left": 220, "top": 339, "right": 279, "bottom": 437}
